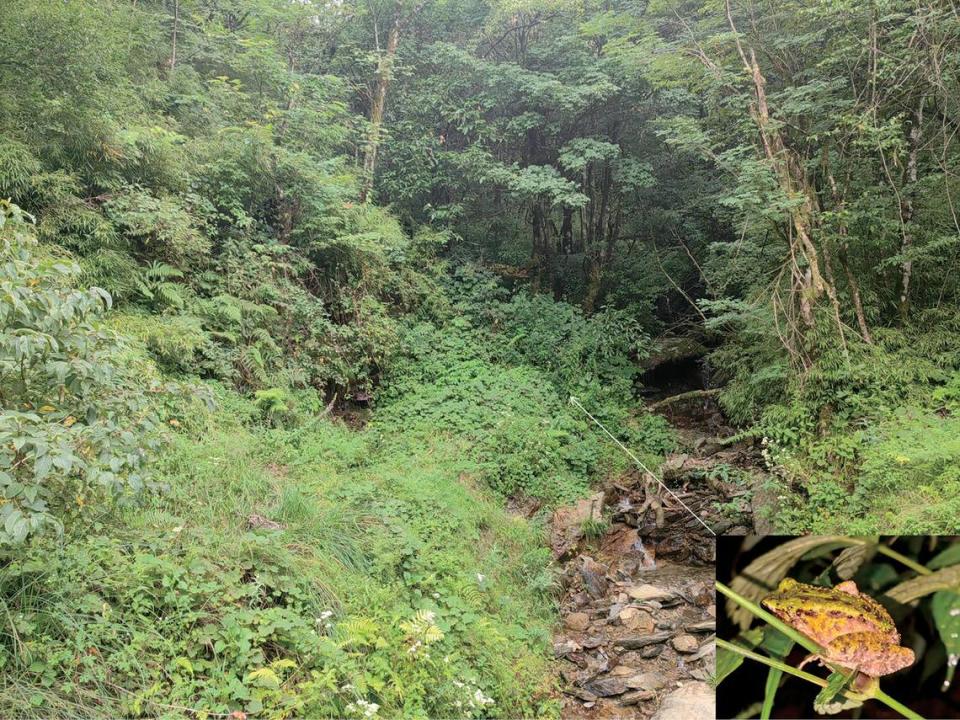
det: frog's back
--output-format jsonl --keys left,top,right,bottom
{"left": 763, "top": 579, "right": 899, "bottom": 644}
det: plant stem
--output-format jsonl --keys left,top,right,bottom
{"left": 873, "top": 687, "right": 924, "bottom": 720}
{"left": 715, "top": 581, "right": 824, "bottom": 655}
{"left": 874, "top": 544, "right": 932, "bottom": 576}
{"left": 717, "top": 638, "right": 829, "bottom": 687}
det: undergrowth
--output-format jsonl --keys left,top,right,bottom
{"left": 0, "top": 385, "right": 561, "bottom": 719}
{"left": 714, "top": 308, "right": 960, "bottom": 533}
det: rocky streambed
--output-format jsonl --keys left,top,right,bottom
{"left": 549, "top": 481, "right": 717, "bottom": 720}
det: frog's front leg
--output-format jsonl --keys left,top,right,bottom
{"left": 814, "top": 633, "right": 915, "bottom": 677}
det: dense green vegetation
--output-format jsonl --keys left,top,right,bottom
{"left": 2, "top": 0, "right": 960, "bottom": 716}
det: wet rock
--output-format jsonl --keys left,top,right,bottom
{"left": 617, "top": 651, "right": 649, "bottom": 667}
{"left": 625, "top": 672, "right": 667, "bottom": 691}
{"left": 584, "top": 676, "right": 628, "bottom": 697}
{"left": 580, "top": 556, "right": 609, "bottom": 599}
{"left": 550, "top": 491, "right": 604, "bottom": 558}
{"left": 618, "top": 607, "right": 655, "bottom": 633}
{"left": 571, "top": 591, "right": 591, "bottom": 607}
{"left": 554, "top": 639, "right": 581, "bottom": 657}
{"left": 651, "top": 682, "right": 715, "bottom": 720}
{"left": 565, "top": 612, "right": 591, "bottom": 632}
{"left": 620, "top": 689, "right": 657, "bottom": 706}
{"left": 689, "top": 640, "right": 715, "bottom": 663}
{"left": 640, "top": 644, "right": 664, "bottom": 659}
{"left": 672, "top": 634, "right": 700, "bottom": 653}
{"left": 581, "top": 635, "right": 605, "bottom": 649}
{"left": 627, "top": 584, "right": 674, "bottom": 602}
{"left": 692, "top": 583, "right": 714, "bottom": 607}
{"left": 616, "top": 631, "right": 673, "bottom": 650}
{"left": 660, "top": 454, "right": 690, "bottom": 480}
{"left": 601, "top": 526, "right": 657, "bottom": 570}
{"left": 567, "top": 686, "right": 598, "bottom": 703}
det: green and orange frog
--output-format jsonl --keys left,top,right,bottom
{"left": 761, "top": 578, "right": 915, "bottom": 678}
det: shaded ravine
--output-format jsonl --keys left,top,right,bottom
{"left": 548, "top": 340, "right": 775, "bottom": 718}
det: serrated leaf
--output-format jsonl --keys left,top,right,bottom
{"left": 246, "top": 667, "right": 280, "bottom": 689}
{"left": 888, "top": 565, "right": 960, "bottom": 604}
{"left": 931, "top": 590, "right": 960, "bottom": 691}
{"left": 832, "top": 542, "right": 877, "bottom": 579}
{"left": 813, "top": 671, "right": 862, "bottom": 714}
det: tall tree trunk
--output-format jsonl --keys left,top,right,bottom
{"left": 725, "top": 1, "right": 836, "bottom": 343}
{"left": 170, "top": 0, "right": 179, "bottom": 70}
{"left": 359, "top": 6, "right": 403, "bottom": 203}
{"left": 899, "top": 97, "right": 923, "bottom": 319}
{"left": 531, "top": 200, "right": 555, "bottom": 292}
{"left": 826, "top": 170, "right": 873, "bottom": 344}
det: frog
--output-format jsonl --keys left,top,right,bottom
{"left": 761, "top": 578, "right": 915, "bottom": 677}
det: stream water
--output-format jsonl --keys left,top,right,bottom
{"left": 549, "top": 353, "right": 771, "bottom": 718}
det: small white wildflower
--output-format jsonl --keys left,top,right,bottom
{"left": 172, "top": 526, "right": 183, "bottom": 533}
{"left": 432, "top": 592, "right": 440, "bottom": 599}
{"left": 476, "top": 573, "right": 485, "bottom": 584}
{"left": 319, "top": 610, "right": 334, "bottom": 620}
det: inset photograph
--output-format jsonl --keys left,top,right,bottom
{"left": 717, "top": 536, "right": 960, "bottom": 719}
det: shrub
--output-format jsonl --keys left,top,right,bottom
{"left": 0, "top": 202, "right": 174, "bottom": 543}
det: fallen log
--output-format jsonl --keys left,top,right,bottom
{"left": 646, "top": 388, "right": 721, "bottom": 411}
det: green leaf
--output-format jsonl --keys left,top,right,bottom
{"left": 813, "top": 671, "right": 860, "bottom": 714}
{"left": 246, "top": 667, "right": 280, "bottom": 690}
{"left": 931, "top": 590, "right": 960, "bottom": 691}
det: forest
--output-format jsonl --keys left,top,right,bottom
{"left": 2, "top": 0, "right": 960, "bottom": 717}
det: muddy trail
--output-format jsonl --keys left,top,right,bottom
{"left": 549, "top": 341, "right": 771, "bottom": 719}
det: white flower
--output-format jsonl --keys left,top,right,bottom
{"left": 319, "top": 610, "right": 334, "bottom": 620}
{"left": 476, "top": 573, "right": 485, "bottom": 584}
{"left": 172, "top": 526, "right": 183, "bottom": 533}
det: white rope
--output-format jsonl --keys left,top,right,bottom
{"left": 569, "top": 396, "right": 716, "bottom": 536}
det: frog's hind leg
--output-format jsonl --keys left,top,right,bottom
{"left": 823, "top": 633, "right": 915, "bottom": 677}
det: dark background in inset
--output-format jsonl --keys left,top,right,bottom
{"left": 717, "top": 536, "right": 960, "bottom": 720}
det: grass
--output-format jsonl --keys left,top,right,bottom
{"left": 0, "top": 384, "right": 562, "bottom": 719}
